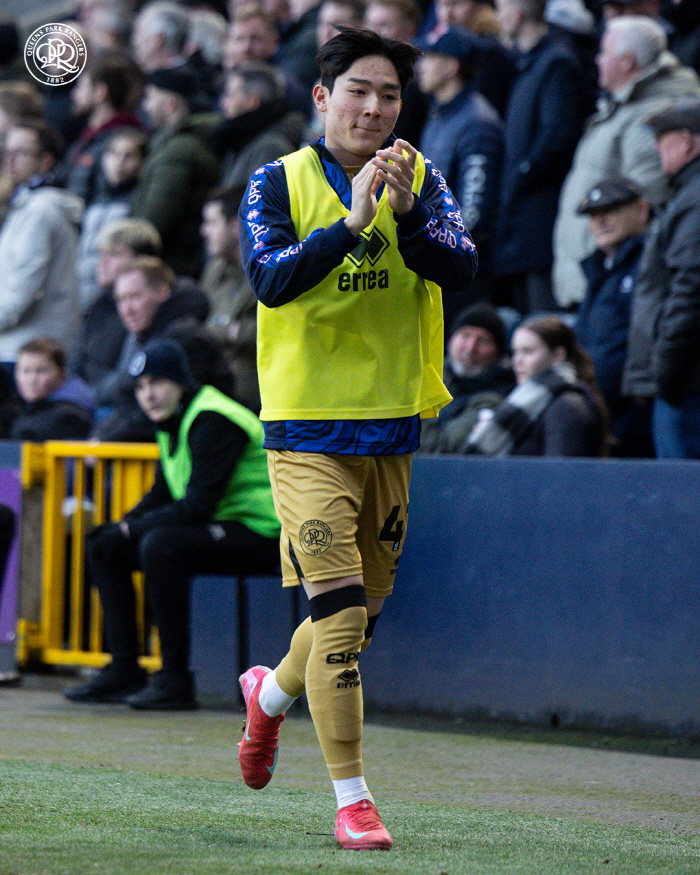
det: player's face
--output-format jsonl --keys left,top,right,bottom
{"left": 135, "top": 374, "right": 184, "bottom": 422}
{"left": 314, "top": 55, "right": 402, "bottom": 163}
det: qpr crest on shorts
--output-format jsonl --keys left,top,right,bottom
{"left": 299, "top": 519, "right": 332, "bottom": 555}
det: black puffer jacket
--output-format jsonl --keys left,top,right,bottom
{"left": 622, "top": 154, "right": 700, "bottom": 403}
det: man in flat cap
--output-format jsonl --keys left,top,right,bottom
{"left": 622, "top": 97, "right": 700, "bottom": 457}
{"left": 574, "top": 177, "right": 652, "bottom": 456}
{"left": 131, "top": 67, "right": 220, "bottom": 277}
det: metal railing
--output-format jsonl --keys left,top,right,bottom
{"left": 17, "top": 441, "right": 162, "bottom": 670}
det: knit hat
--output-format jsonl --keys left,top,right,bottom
{"left": 417, "top": 27, "right": 481, "bottom": 66}
{"left": 450, "top": 303, "right": 507, "bottom": 355}
{"left": 128, "top": 339, "right": 196, "bottom": 387}
{"left": 545, "top": 0, "right": 596, "bottom": 37}
{"left": 147, "top": 66, "right": 200, "bottom": 104}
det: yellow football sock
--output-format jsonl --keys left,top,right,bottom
{"left": 306, "top": 603, "right": 368, "bottom": 781}
{"left": 275, "top": 616, "right": 313, "bottom": 699}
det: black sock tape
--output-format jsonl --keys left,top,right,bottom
{"left": 309, "top": 584, "right": 367, "bottom": 622}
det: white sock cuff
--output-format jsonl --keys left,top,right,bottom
{"left": 333, "top": 775, "right": 374, "bottom": 809}
{"left": 259, "top": 669, "right": 298, "bottom": 717}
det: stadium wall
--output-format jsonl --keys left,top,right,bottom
{"left": 192, "top": 456, "right": 700, "bottom": 736}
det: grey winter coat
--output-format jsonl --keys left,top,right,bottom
{"left": 0, "top": 184, "right": 83, "bottom": 360}
{"left": 622, "top": 154, "right": 700, "bottom": 403}
{"left": 553, "top": 52, "right": 700, "bottom": 307}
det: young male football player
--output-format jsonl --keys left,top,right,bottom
{"left": 237, "top": 26, "right": 478, "bottom": 850}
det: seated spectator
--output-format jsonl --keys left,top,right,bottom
{"left": 364, "top": 0, "right": 429, "bottom": 143}
{"left": 64, "top": 339, "right": 280, "bottom": 710}
{"left": 466, "top": 315, "right": 607, "bottom": 456}
{"left": 11, "top": 338, "right": 95, "bottom": 441}
{"left": 94, "top": 256, "right": 232, "bottom": 442}
{"left": 78, "top": 0, "right": 134, "bottom": 52}
{"left": 64, "top": 52, "right": 145, "bottom": 206}
{"left": 553, "top": 15, "right": 700, "bottom": 309}
{"left": 208, "top": 63, "right": 305, "bottom": 190}
{"left": 433, "top": 0, "right": 517, "bottom": 116}
{"left": 78, "top": 130, "right": 148, "bottom": 310}
{"left": 131, "top": 66, "right": 220, "bottom": 277}
{"left": 417, "top": 27, "right": 503, "bottom": 294}
{"left": 420, "top": 303, "right": 515, "bottom": 452}
{"left": 200, "top": 186, "right": 260, "bottom": 411}
{"left": 316, "top": 0, "right": 365, "bottom": 48}
{"left": 574, "top": 177, "right": 653, "bottom": 457}
{"left": 131, "top": 1, "right": 190, "bottom": 74}
{"left": 0, "top": 119, "right": 82, "bottom": 364}
{"left": 71, "top": 218, "right": 162, "bottom": 403}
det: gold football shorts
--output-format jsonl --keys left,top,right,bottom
{"left": 267, "top": 450, "right": 412, "bottom": 599}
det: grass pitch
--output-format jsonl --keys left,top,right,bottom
{"left": 1, "top": 676, "right": 699, "bottom": 875}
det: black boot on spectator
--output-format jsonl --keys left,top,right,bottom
{"left": 125, "top": 669, "right": 198, "bottom": 711}
{"left": 64, "top": 661, "right": 147, "bottom": 703}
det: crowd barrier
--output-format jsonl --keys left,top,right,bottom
{"left": 16, "top": 441, "right": 161, "bottom": 670}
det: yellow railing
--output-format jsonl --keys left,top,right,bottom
{"left": 17, "top": 441, "right": 162, "bottom": 670}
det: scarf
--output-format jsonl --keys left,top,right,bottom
{"left": 464, "top": 362, "right": 580, "bottom": 456}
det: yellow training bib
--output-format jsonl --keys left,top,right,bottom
{"left": 257, "top": 146, "right": 451, "bottom": 420}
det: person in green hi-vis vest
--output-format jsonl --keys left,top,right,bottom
{"left": 64, "top": 338, "right": 281, "bottom": 711}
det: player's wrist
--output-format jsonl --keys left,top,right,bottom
{"left": 344, "top": 217, "right": 364, "bottom": 237}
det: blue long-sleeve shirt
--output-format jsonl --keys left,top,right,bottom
{"left": 240, "top": 137, "right": 478, "bottom": 454}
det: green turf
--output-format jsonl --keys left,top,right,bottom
{"left": 1, "top": 757, "right": 698, "bottom": 875}
{"left": 1, "top": 680, "right": 699, "bottom": 875}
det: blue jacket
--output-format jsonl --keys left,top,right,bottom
{"left": 420, "top": 86, "right": 503, "bottom": 275}
{"left": 576, "top": 234, "right": 645, "bottom": 407}
{"left": 496, "top": 34, "right": 586, "bottom": 276}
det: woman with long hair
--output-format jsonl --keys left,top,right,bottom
{"left": 466, "top": 315, "right": 607, "bottom": 456}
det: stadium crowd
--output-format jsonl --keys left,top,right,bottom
{"left": 0, "top": 0, "right": 699, "bottom": 462}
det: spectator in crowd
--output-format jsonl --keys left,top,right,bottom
{"left": 184, "top": 7, "right": 228, "bottom": 103}
{"left": 64, "top": 52, "right": 144, "bottom": 206}
{"left": 78, "top": 0, "right": 134, "bottom": 52}
{"left": 200, "top": 186, "right": 260, "bottom": 411}
{"left": 420, "top": 303, "right": 515, "bottom": 452}
{"left": 623, "top": 98, "right": 700, "bottom": 459}
{"left": 466, "top": 315, "right": 607, "bottom": 455}
{"left": 222, "top": 8, "right": 310, "bottom": 115}
{"left": 78, "top": 130, "right": 148, "bottom": 310}
{"left": 94, "top": 256, "right": 232, "bottom": 442}
{"left": 65, "top": 339, "right": 280, "bottom": 709}
{"left": 277, "top": 0, "right": 325, "bottom": 91}
{"left": 553, "top": 15, "right": 700, "bottom": 309}
{"left": 417, "top": 26, "right": 503, "bottom": 299}
{"left": 131, "top": 1, "right": 190, "bottom": 74}
{"left": 131, "top": 66, "right": 220, "bottom": 277}
{"left": 433, "top": 0, "right": 517, "bottom": 116}
{"left": 494, "top": 0, "right": 587, "bottom": 314}
{"left": 71, "top": 218, "right": 162, "bottom": 404}
{"left": 0, "top": 82, "right": 44, "bottom": 222}
{"left": 0, "top": 119, "right": 82, "bottom": 364}
{"left": 208, "top": 63, "right": 305, "bottom": 190}
{"left": 10, "top": 338, "right": 95, "bottom": 441}
{"left": 364, "top": 0, "right": 429, "bottom": 142}
{"left": 544, "top": 0, "right": 599, "bottom": 117}
{"left": 317, "top": 0, "right": 365, "bottom": 48}
{"left": 663, "top": 0, "right": 700, "bottom": 75}
{"left": 574, "top": 177, "right": 653, "bottom": 456}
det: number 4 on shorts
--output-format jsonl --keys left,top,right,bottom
{"left": 379, "top": 506, "right": 404, "bottom": 552}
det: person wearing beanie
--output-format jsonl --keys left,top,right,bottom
{"left": 419, "top": 302, "right": 515, "bottom": 452}
{"left": 64, "top": 338, "right": 281, "bottom": 710}
{"left": 130, "top": 67, "right": 220, "bottom": 277}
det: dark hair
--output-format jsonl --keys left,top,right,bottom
{"left": 86, "top": 53, "right": 143, "bottom": 111}
{"left": 12, "top": 117, "right": 64, "bottom": 161}
{"left": 519, "top": 316, "right": 596, "bottom": 387}
{"left": 206, "top": 184, "right": 248, "bottom": 220}
{"left": 18, "top": 337, "right": 66, "bottom": 370}
{"left": 316, "top": 25, "right": 421, "bottom": 92}
{"left": 117, "top": 255, "right": 176, "bottom": 289}
{"left": 105, "top": 128, "right": 149, "bottom": 158}
{"left": 0, "top": 82, "right": 43, "bottom": 121}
